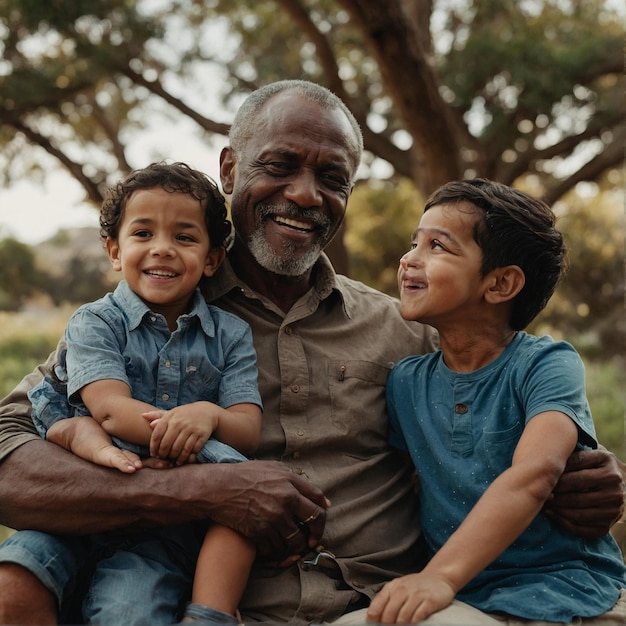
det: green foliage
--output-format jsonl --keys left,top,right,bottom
{"left": 531, "top": 174, "right": 625, "bottom": 360}
{"left": 44, "top": 255, "right": 111, "bottom": 306}
{"left": 0, "top": 334, "right": 59, "bottom": 398}
{"left": 346, "top": 178, "right": 423, "bottom": 295}
{"left": 585, "top": 358, "right": 625, "bottom": 458}
{"left": 0, "top": 238, "right": 39, "bottom": 310}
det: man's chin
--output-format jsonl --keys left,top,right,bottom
{"left": 248, "top": 232, "right": 326, "bottom": 277}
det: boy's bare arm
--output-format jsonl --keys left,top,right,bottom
{"left": 368, "top": 411, "right": 578, "bottom": 623}
{"left": 80, "top": 378, "right": 157, "bottom": 445}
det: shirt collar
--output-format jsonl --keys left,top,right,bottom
{"left": 201, "top": 254, "right": 354, "bottom": 319}
{"left": 114, "top": 280, "right": 215, "bottom": 335}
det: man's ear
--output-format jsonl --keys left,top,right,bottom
{"left": 106, "top": 237, "right": 122, "bottom": 272}
{"left": 484, "top": 265, "right": 525, "bottom": 304}
{"left": 204, "top": 246, "right": 226, "bottom": 278}
{"left": 219, "top": 146, "right": 236, "bottom": 195}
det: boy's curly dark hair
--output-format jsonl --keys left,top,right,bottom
{"left": 100, "top": 162, "right": 231, "bottom": 248}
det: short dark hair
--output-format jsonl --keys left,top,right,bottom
{"left": 424, "top": 179, "right": 567, "bottom": 330}
{"left": 100, "top": 162, "right": 231, "bottom": 248}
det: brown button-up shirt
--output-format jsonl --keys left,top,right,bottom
{"left": 0, "top": 255, "right": 438, "bottom": 624}
{"left": 202, "top": 256, "right": 438, "bottom": 623}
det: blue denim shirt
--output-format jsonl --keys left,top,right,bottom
{"left": 29, "top": 280, "right": 261, "bottom": 447}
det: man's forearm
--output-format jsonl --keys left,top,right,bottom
{"left": 0, "top": 439, "right": 227, "bottom": 534}
{"left": 0, "top": 439, "right": 329, "bottom": 559}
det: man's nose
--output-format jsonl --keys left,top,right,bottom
{"left": 283, "top": 170, "right": 322, "bottom": 207}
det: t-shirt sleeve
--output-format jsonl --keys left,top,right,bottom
{"left": 522, "top": 339, "right": 597, "bottom": 449}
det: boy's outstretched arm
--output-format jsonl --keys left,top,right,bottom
{"left": 367, "top": 410, "right": 578, "bottom": 624}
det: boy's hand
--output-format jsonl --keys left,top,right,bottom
{"left": 144, "top": 402, "right": 216, "bottom": 464}
{"left": 366, "top": 572, "right": 455, "bottom": 624}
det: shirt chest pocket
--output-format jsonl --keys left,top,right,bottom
{"left": 327, "top": 359, "right": 391, "bottom": 439}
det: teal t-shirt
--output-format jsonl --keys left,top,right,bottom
{"left": 387, "top": 332, "right": 626, "bottom": 621}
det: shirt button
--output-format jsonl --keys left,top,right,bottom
{"left": 150, "top": 316, "right": 157, "bottom": 322}
{"left": 454, "top": 403, "right": 468, "bottom": 414}
{"left": 165, "top": 360, "right": 171, "bottom": 368}
{"left": 284, "top": 326, "right": 292, "bottom": 335}
{"left": 297, "top": 429, "right": 304, "bottom": 436}
{"left": 293, "top": 451, "right": 301, "bottom": 459}
{"left": 162, "top": 393, "right": 170, "bottom": 401}
{"left": 291, "top": 384, "right": 300, "bottom": 393}
{"left": 352, "top": 581, "right": 364, "bottom": 588}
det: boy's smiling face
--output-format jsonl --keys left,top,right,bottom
{"left": 397, "top": 202, "right": 489, "bottom": 328}
{"left": 106, "top": 187, "right": 223, "bottom": 324}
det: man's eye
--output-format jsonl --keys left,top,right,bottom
{"left": 266, "top": 162, "right": 291, "bottom": 175}
{"left": 320, "top": 170, "right": 350, "bottom": 191}
{"left": 431, "top": 239, "right": 445, "bottom": 250}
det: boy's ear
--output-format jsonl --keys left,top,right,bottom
{"left": 204, "top": 246, "right": 226, "bottom": 278}
{"left": 106, "top": 238, "right": 122, "bottom": 272}
{"left": 484, "top": 265, "right": 525, "bottom": 304}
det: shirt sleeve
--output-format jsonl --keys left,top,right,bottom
{"left": 217, "top": 321, "right": 263, "bottom": 410}
{"left": 64, "top": 305, "right": 130, "bottom": 403}
{"left": 521, "top": 338, "right": 597, "bottom": 449}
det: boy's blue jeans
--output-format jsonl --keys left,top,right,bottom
{"left": 0, "top": 439, "right": 245, "bottom": 624}
{"left": 0, "top": 522, "right": 205, "bottom": 624}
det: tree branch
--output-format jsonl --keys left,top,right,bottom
{"left": 120, "top": 66, "right": 231, "bottom": 136}
{"left": 10, "top": 121, "right": 103, "bottom": 205}
{"left": 337, "top": 0, "right": 464, "bottom": 192}
{"left": 544, "top": 129, "right": 626, "bottom": 204}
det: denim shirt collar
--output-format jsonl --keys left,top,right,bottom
{"left": 113, "top": 280, "right": 215, "bottom": 336}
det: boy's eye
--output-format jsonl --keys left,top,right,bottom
{"left": 133, "top": 230, "right": 151, "bottom": 238}
{"left": 431, "top": 239, "right": 445, "bottom": 250}
{"left": 177, "top": 234, "right": 196, "bottom": 242}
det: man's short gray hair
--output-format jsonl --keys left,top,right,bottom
{"left": 229, "top": 80, "right": 363, "bottom": 171}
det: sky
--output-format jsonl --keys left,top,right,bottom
{"left": 0, "top": 124, "right": 228, "bottom": 245}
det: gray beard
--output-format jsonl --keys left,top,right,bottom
{"left": 248, "top": 229, "right": 323, "bottom": 277}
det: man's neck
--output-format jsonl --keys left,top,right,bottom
{"left": 229, "top": 247, "right": 316, "bottom": 313}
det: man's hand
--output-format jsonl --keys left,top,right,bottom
{"left": 208, "top": 460, "right": 330, "bottom": 560}
{"left": 545, "top": 448, "right": 625, "bottom": 537}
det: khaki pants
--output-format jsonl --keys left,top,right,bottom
{"left": 329, "top": 589, "right": 626, "bottom": 625}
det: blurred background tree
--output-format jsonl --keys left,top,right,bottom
{"left": 0, "top": 0, "right": 623, "bottom": 456}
